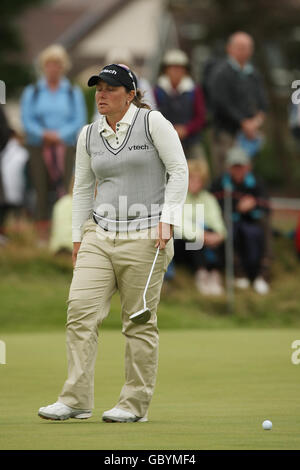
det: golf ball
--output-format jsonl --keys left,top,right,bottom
{"left": 262, "top": 420, "right": 272, "bottom": 430}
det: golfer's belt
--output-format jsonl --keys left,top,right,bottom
{"left": 92, "top": 211, "right": 161, "bottom": 232}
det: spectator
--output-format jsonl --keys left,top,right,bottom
{"left": 0, "top": 105, "right": 11, "bottom": 153}
{"left": 171, "top": 158, "right": 226, "bottom": 295}
{"left": 21, "top": 44, "right": 87, "bottom": 243}
{"left": 210, "top": 32, "right": 267, "bottom": 175}
{"left": 201, "top": 43, "right": 224, "bottom": 117}
{"left": 93, "top": 48, "right": 156, "bottom": 122}
{"left": 289, "top": 98, "right": 300, "bottom": 148}
{"left": 49, "top": 176, "right": 74, "bottom": 256}
{"left": 210, "top": 146, "right": 270, "bottom": 294}
{"left": 0, "top": 106, "right": 28, "bottom": 244}
{"left": 154, "top": 49, "right": 206, "bottom": 160}
{"left": 0, "top": 105, "right": 11, "bottom": 236}
{"left": 295, "top": 215, "right": 300, "bottom": 260}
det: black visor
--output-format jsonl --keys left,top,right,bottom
{"left": 87, "top": 64, "right": 137, "bottom": 94}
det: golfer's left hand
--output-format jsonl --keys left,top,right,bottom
{"left": 155, "top": 222, "right": 173, "bottom": 250}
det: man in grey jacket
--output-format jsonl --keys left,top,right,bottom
{"left": 209, "top": 32, "right": 268, "bottom": 176}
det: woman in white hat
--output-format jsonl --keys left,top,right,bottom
{"left": 154, "top": 49, "right": 206, "bottom": 160}
{"left": 38, "top": 63, "right": 188, "bottom": 423}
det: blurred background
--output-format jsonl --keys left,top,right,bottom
{"left": 1, "top": 0, "right": 300, "bottom": 330}
{"left": 4, "top": 0, "right": 300, "bottom": 187}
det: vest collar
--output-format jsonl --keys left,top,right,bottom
{"left": 99, "top": 107, "right": 140, "bottom": 156}
{"left": 97, "top": 103, "right": 138, "bottom": 135}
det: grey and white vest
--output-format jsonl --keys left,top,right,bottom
{"left": 86, "top": 107, "right": 166, "bottom": 232}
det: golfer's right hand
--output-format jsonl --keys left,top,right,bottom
{"left": 155, "top": 222, "right": 173, "bottom": 250}
{"left": 72, "top": 242, "right": 81, "bottom": 268}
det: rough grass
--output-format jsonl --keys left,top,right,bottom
{"left": 1, "top": 224, "right": 300, "bottom": 331}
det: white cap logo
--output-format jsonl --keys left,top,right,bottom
{"left": 102, "top": 69, "right": 117, "bottom": 75}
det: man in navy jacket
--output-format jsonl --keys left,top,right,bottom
{"left": 210, "top": 146, "right": 271, "bottom": 294}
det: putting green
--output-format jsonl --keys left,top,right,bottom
{"left": 1, "top": 329, "right": 300, "bottom": 450}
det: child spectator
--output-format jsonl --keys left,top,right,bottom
{"left": 49, "top": 177, "right": 73, "bottom": 256}
{"left": 172, "top": 158, "right": 226, "bottom": 295}
{"left": 210, "top": 146, "right": 270, "bottom": 294}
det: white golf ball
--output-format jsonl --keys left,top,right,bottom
{"left": 262, "top": 420, "right": 272, "bottom": 430}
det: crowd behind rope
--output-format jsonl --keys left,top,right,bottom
{"left": 1, "top": 33, "right": 299, "bottom": 296}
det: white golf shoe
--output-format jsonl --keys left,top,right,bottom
{"left": 102, "top": 407, "right": 148, "bottom": 423}
{"left": 38, "top": 401, "right": 92, "bottom": 421}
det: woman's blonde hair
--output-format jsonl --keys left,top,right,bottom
{"left": 188, "top": 158, "right": 210, "bottom": 187}
{"left": 131, "top": 89, "right": 151, "bottom": 109}
{"left": 38, "top": 44, "right": 72, "bottom": 73}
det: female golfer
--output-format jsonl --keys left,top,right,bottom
{"left": 38, "top": 63, "right": 188, "bottom": 423}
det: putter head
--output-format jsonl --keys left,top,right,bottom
{"left": 129, "top": 308, "right": 151, "bottom": 324}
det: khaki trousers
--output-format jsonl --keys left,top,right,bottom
{"left": 58, "top": 218, "right": 174, "bottom": 418}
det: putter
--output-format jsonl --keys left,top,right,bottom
{"left": 129, "top": 246, "right": 160, "bottom": 324}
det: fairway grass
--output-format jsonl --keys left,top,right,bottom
{"left": 1, "top": 329, "right": 300, "bottom": 450}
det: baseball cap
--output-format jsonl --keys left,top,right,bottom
{"left": 162, "top": 49, "right": 189, "bottom": 67}
{"left": 226, "top": 146, "right": 250, "bottom": 167}
{"left": 87, "top": 64, "right": 138, "bottom": 94}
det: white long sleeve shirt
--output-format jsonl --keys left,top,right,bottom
{"left": 72, "top": 104, "right": 188, "bottom": 242}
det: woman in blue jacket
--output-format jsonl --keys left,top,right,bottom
{"left": 21, "top": 44, "right": 87, "bottom": 241}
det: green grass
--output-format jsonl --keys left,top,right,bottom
{"left": 1, "top": 213, "right": 300, "bottom": 450}
{"left": 1, "top": 235, "right": 300, "bottom": 331}
{"left": 1, "top": 330, "right": 300, "bottom": 450}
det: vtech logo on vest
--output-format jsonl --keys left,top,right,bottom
{"left": 128, "top": 144, "right": 149, "bottom": 151}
